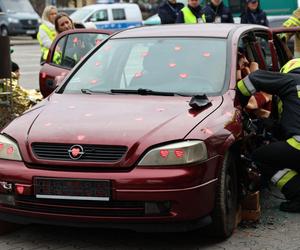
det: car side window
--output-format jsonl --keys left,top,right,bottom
{"left": 51, "top": 36, "right": 67, "bottom": 66}
{"left": 112, "top": 9, "right": 126, "bottom": 20}
{"left": 54, "top": 33, "right": 108, "bottom": 69}
{"left": 91, "top": 9, "right": 108, "bottom": 22}
{"left": 255, "top": 35, "right": 276, "bottom": 71}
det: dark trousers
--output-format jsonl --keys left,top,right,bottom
{"left": 252, "top": 141, "right": 300, "bottom": 200}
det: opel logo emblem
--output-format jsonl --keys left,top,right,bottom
{"left": 68, "top": 145, "right": 84, "bottom": 160}
{"left": 28, "top": 20, "right": 32, "bottom": 25}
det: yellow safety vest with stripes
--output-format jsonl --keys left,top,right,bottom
{"left": 37, "top": 23, "right": 57, "bottom": 61}
{"left": 181, "top": 7, "right": 206, "bottom": 24}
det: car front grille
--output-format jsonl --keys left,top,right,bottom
{"left": 14, "top": 196, "right": 145, "bottom": 217}
{"left": 31, "top": 143, "right": 128, "bottom": 162}
{"left": 20, "top": 19, "right": 38, "bottom": 28}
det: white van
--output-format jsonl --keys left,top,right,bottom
{"left": 70, "top": 3, "right": 142, "bottom": 31}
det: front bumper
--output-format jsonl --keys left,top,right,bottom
{"left": 8, "top": 23, "right": 38, "bottom": 36}
{"left": 0, "top": 156, "right": 220, "bottom": 231}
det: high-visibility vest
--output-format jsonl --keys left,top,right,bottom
{"left": 182, "top": 6, "right": 206, "bottom": 24}
{"left": 37, "top": 23, "right": 56, "bottom": 61}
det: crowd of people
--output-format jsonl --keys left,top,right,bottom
{"left": 158, "top": 0, "right": 268, "bottom": 25}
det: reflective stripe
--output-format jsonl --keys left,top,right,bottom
{"left": 277, "top": 99, "right": 283, "bottom": 118}
{"left": 284, "top": 16, "right": 300, "bottom": 27}
{"left": 287, "top": 137, "right": 300, "bottom": 150}
{"left": 297, "top": 85, "right": 300, "bottom": 98}
{"left": 290, "top": 16, "right": 300, "bottom": 26}
{"left": 271, "top": 168, "right": 292, "bottom": 184}
{"left": 277, "top": 170, "right": 298, "bottom": 190}
{"left": 237, "top": 80, "right": 251, "bottom": 96}
{"left": 243, "top": 76, "right": 256, "bottom": 94}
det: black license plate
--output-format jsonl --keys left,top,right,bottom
{"left": 34, "top": 177, "right": 111, "bottom": 201}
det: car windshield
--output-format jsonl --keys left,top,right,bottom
{"left": 70, "top": 9, "right": 93, "bottom": 22}
{"left": 2, "top": 0, "right": 34, "bottom": 12}
{"left": 63, "top": 37, "right": 227, "bottom": 96}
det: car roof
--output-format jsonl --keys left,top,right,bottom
{"left": 112, "top": 24, "right": 268, "bottom": 39}
{"left": 81, "top": 3, "right": 138, "bottom": 9}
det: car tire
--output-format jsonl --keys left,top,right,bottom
{"left": 0, "top": 26, "right": 8, "bottom": 37}
{"left": 209, "top": 151, "right": 238, "bottom": 238}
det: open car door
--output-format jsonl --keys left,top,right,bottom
{"left": 39, "top": 29, "right": 111, "bottom": 98}
{"left": 271, "top": 27, "right": 300, "bottom": 69}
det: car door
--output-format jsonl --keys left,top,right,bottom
{"left": 39, "top": 29, "right": 111, "bottom": 98}
{"left": 271, "top": 27, "right": 300, "bottom": 68}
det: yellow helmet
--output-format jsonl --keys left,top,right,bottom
{"left": 280, "top": 58, "right": 300, "bottom": 73}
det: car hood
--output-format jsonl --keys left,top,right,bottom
{"left": 9, "top": 12, "right": 39, "bottom": 19}
{"left": 3, "top": 93, "right": 223, "bottom": 165}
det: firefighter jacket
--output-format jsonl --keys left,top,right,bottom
{"left": 282, "top": 8, "right": 300, "bottom": 57}
{"left": 237, "top": 70, "right": 300, "bottom": 140}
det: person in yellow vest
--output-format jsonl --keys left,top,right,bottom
{"left": 37, "top": 5, "right": 58, "bottom": 64}
{"left": 280, "top": 8, "right": 300, "bottom": 58}
{"left": 176, "top": 0, "right": 206, "bottom": 24}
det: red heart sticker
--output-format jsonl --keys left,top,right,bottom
{"left": 179, "top": 73, "right": 188, "bottom": 79}
{"left": 169, "top": 63, "right": 176, "bottom": 68}
{"left": 16, "top": 185, "right": 24, "bottom": 194}
{"left": 71, "top": 148, "right": 80, "bottom": 157}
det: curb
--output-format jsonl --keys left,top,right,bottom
{"left": 10, "top": 40, "right": 39, "bottom": 46}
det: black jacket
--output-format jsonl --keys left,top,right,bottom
{"left": 241, "top": 8, "right": 269, "bottom": 26}
{"left": 176, "top": 5, "right": 203, "bottom": 23}
{"left": 202, "top": 2, "right": 234, "bottom": 23}
{"left": 158, "top": 1, "right": 184, "bottom": 24}
{"left": 238, "top": 70, "right": 300, "bottom": 139}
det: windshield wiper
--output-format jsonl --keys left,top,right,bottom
{"left": 81, "top": 89, "right": 112, "bottom": 95}
{"left": 111, "top": 88, "right": 179, "bottom": 96}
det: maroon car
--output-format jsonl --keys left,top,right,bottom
{"left": 0, "top": 24, "right": 297, "bottom": 238}
{"left": 39, "top": 29, "right": 111, "bottom": 98}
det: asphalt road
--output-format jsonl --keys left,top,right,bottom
{"left": 10, "top": 37, "right": 40, "bottom": 90}
{"left": 2, "top": 37, "right": 300, "bottom": 250}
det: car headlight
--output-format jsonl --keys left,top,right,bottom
{"left": 0, "top": 135, "right": 22, "bottom": 161}
{"left": 138, "top": 140, "right": 207, "bottom": 166}
{"left": 8, "top": 17, "right": 19, "bottom": 24}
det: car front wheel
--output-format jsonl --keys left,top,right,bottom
{"left": 0, "top": 26, "right": 8, "bottom": 37}
{"left": 209, "top": 151, "right": 238, "bottom": 238}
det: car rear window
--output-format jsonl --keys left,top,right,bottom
{"left": 63, "top": 37, "right": 228, "bottom": 96}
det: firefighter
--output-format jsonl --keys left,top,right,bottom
{"left": 237, "top": 58, "right": 300, "bottom": 212}
{"left": 176, "top": 0, "right": 206, "bottom": 24}
{"left": 281, "top": 8, "right": 300, "bottom": 57}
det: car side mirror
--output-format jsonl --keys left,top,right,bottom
{"left": 89, "top": 17, "right": 97, "bottom": 22}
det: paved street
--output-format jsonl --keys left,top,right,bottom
{"left": 2, "top": 37, "right": 300, "bottom": 249}
{"left": 10, "top": 37, "right": 40, "bottom": 90}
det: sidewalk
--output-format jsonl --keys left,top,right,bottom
{"left": 10, "top": 36, "right": 38, "bottom": 46}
